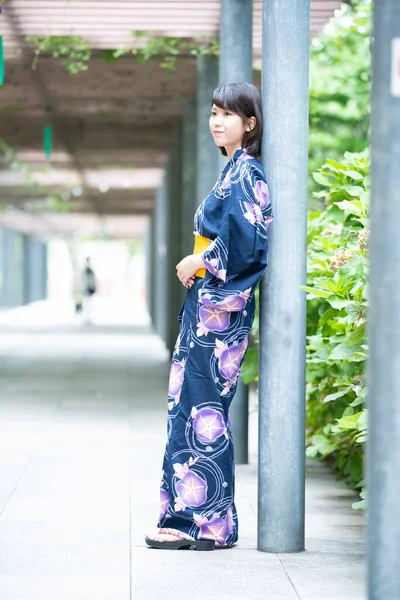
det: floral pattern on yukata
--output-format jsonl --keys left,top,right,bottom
{"left": 157, "top": 147, "right": 273, "bottom": 547}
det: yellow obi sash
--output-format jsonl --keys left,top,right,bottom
{"left": 193, "top": 234, "right": 211, "bottom": 278}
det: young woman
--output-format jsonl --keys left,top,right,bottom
{"left": 146, "top": 82, "right": 273, "bottom": 551}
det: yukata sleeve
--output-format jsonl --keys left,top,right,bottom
{"left": 199, "top": 161, "right": 273, "bottom": 312}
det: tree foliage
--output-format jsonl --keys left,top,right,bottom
{"left": 304, "top": 150, "right": 369, "bottom": 510}
{"left": 309, "top": 1, "right": 372, "bottom": 199}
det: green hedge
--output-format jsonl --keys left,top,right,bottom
{"left": 303, "top": 150, "right": 368, "bottom": 510}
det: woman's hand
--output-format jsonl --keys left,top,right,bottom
{"left": 176, "top": 254, "right": 204, "bottom": 288}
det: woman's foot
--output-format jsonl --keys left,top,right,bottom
{"left": 145, "top": 528, "right": 215, "bottom": 551}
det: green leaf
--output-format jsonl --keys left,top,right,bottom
{"left": 352, "top": 498, "right": 367, "bottom": 510}
{"left": 326, "top": 296, "right": 354, "bottom": 309}
{"left": 348, "top": 322, "right": 366, "bottom": 346}
{"left": 300, "top": 286, "right": 332, "bottom": 298}
{"left": 313, "top": 172, "right": 335, "bottom": 186}
{"left": 334, "top": 200, "right": 363, "bottom": 215}
{"left": 344, "top": 169, "right": 364, "bottom": 181}
{"left": 335, "top": 411, "right": 363, "bottom": 430}
{"left": 329, "top": 338, "right": 363, "bottom": 360}
{"left": 323, "top": 386, "right": 352, "bottom": 403}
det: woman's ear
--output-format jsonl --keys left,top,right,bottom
{"left": 246, "top": 117, "right": 256, "bottom": 132}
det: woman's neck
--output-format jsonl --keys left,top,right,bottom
{"left": 225, "top": 144, "right": 242, "bottom": 160}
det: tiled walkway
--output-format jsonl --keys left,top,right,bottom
{"left": 0, "top": 300, "right": 366, "bottom": 599}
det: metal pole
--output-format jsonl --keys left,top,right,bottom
{"left": 166, "top": 127, "right": 184, "bottom": 354}
{"left": 219, "top": 0, "right": 253, "bottom": 465}
{"left": 219, "top": 0, "right": 253, "bottom": 84}
{"left": 182, "top": 97, "right": 198, "bottom": 257}
{"left": 368, "top": 3, "right": 400, "bottom": 598}
{"left": 196, "top": 55, "right": 219, "bottom": 207}
{"left": 154, "top": 182, "right": 168, "bottom": 345}
{"left": 258, "top": 0, "right": 309, "bottom": 552}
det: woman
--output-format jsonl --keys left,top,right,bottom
{"left": 146, "top": 82, "right": 273, "bottom": 551}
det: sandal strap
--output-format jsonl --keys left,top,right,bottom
{"left": 158, "top": 528, "right": 195, "bottom": 541}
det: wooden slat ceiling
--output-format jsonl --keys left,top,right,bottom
{"left": 1, "top": 1, "right": 341, "bottom": 56}
{"left": 0, "top": 0, "right": 341, "bottom": 239}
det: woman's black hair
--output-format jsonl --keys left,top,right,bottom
{"left": 211, "top": 82, "right": 262, "bottom": 158}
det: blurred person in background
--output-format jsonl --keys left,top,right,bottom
{"left": 82, "top": 257, "right": 97, "bottom": 323}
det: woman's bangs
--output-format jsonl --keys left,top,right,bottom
{"left": 212, "top": 86, "right": 241, "bottom": 114}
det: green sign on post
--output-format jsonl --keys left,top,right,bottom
{"left": 44, "top": 125, "right": 52, "bottom": 158}
{"left": 0, "top": 36, "right": 4, "bottom": 85}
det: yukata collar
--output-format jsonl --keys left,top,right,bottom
{"left": 229, "top": 147, "right": 254, "bottom": 166}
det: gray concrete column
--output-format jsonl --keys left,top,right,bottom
{"left": 23, "top": 236, "right": 48, "bottom": 304}
{"left": 1, "top": 228, "right": 24, "bottom": 308}
{"left": 196, "top": 55, "right": 220, "bottom": 207}
{"left": 144, "top": 214, "right": 155, "bottom": 324}
{"left": 0, "top": 227, "right": 5, "bottom": 307}
{"left": 182, "top": 97, "right": 198, "bottom": 257}
{"left": 368, "top": 2, "right": 400, "bottom": 597}
{"left": 166, "top": 126, "right": 185, "bottom": 354}
{"left": 258, "top": 0, "right": 309, "bottom": 552}
{"left": 219, "top": 0, "right": 254, "bottom": 465}
{"left": 154, "top": 181, "right": 168, "bottom": 346}
{"left": 220, "top": 0, "right": 253, "bottom": 84}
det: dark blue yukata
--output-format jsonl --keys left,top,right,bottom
{"left": 157, "top": 147, "right": 273, "bottom": 547}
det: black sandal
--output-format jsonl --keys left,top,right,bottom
{"left": 145, "top": 528, "right": 215, "bottom": 551}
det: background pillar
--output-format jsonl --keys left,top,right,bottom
{"left": 182, "top": 97, "right": 198, "bottom": 257}
{"left": 219, "top": 0, "right": 253, "bottom": 465}
{"left": 145, "top": 213, "right": 156, "bottom": 326}
{"left": 23, "top": 235, "right": 47, "bottom": 304}
{"left": 196, "top": 55, "right": 220, "bottom": 207}
{"left": 258, "top": 0, "right": 309, "bottom": 552}
{"left": 219, "top": 0, "right": 253, "bottom": 84}
{"left": 153, "top": 181, "right": 168, "bottom": 345}
{"left": 1, "top": 227, "right": 24, "bottom": 308}
{"left": 368, "top": 2, "right": 400, "bottom": 597}
{"left": 166, "top": 126, "right": 184, "bottom": 354}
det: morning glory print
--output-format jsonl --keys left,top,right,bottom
{"left": 158, "top": 147, "right": 273, "bottom": 547}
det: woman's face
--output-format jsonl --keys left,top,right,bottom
{"left": 209, "top": 104, "right": 249, "bottom": 157}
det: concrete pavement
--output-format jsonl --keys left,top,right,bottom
{"left": 0, "top": 300, "right": 366, "bottom": 599}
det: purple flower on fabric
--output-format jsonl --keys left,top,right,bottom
{"left": 168, "top": 359, "right": 185, "bottom": 399}
{"left": 254, "top": 179, "right": 270, "bottom": 210}
{"left": 199, "top": 288, "right": 251, "bottom": 313}
{"left": 193, "top": 408, "right": 225, "bottom": 444}
{"left": 264, "top": 215, "right": 274, "bottom": 232}
{"left": 176, "top": 471, "right": 208, "bottom": 508}
{"left": 244, "top": 201, "right": 264, "bottom": 225}
{"left": 198, "top": 305, "right": 230, "bottom": 334}
{"left": 226, "top": 506, "right": 234, "bottom": 534}
{"left": 213, "top": 294, "right": 247, "bottom": 312}
{"left": 202, "top": 256, "right": 219, "bottom": 277}
{"left": 236, "top": 151, "right": 253, "bottom": 164}
{"left": 215, "top": 337, "right": 248, "bottom": 382}
{"left": 199, "top": 517, "right": 230, "bottom": 545}
{"left": 221, "top": 171, "right": 231, "bottom": 190}
{"left": 160, "top": 488, "right": 169, "bottom": 519}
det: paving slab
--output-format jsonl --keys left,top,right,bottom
{"left": 0, "top": 300, "right": 366, "bottom": 600}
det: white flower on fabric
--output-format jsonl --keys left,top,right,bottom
{"left": 206, "top": 239, "right": 216, "bottom": 252}
{"left": 174, "top": 497, "right": 186, "bottom": 512}
{"left": 173, "top": 462, "right": 189, "bottom": 479}
{"left": 193, "top": 513, "right": 208, "bottom": 527}
{"left": 196, "top": 322, "right": 210, "bottom": 337}
{"left": 217, "top": 269, "right": 227, "bottom": 282}
{"left": 243, "top": 201, "right": 264, "bottom": 225}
